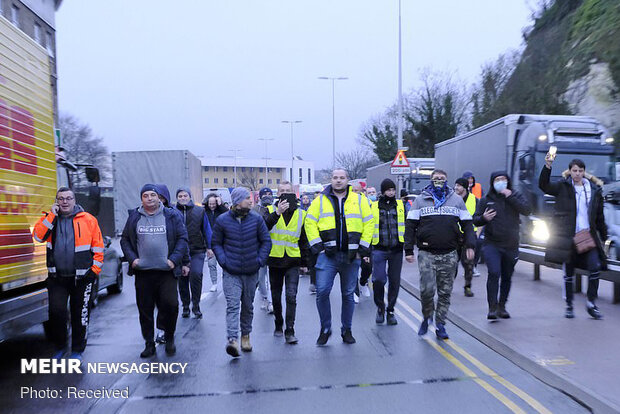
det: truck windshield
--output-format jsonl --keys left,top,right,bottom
{"left": 536, "top": 152, "right": 615, "bottom": 183}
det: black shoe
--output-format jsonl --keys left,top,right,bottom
{"left": 487, "top": 305, "right": 498, "bottom": 320}
{"left": 565, "top": 305, "right": 575, "bottom": 319}
{"left": 497, "top": 303, "right": 511, "bottom": 319}
{"left": 274, "top": 326, "right": 284, "bottom": 337}
{"left": 140, "top": 342, "right": 156, "bottom": 358}
{"left": 341, "top": 329, "right": 356, "bottom": 344}
{"left": 464, "top": 287, "right": 474, "bottom": 297}
{"left": 193, "top": 307, "right": 202, "bottom": 319}
{"left": 316, "top": 330, "right": 331, "bottom": 346}
{"left": 435, "top": 323, "right": 449, "bottom": 340}
{"left": 182, "top": 308, "right": 190, "bottom": 318}
{"left": 587, "top": 304, "right": 603, "bottom": 320}
{"left": 418, "top": 318, "right": 429, "bottom": 336}
{"left": 376, "top": 309, "right": 385, "bottom": 324}
{"left": 285, "top": 329, "right": 298, "bottom": 344}
{"left": 165, "top": 337, "right": 176, "bottom": 356}
{"left": 386, "top": 312, "right": 398, "bottom": 326}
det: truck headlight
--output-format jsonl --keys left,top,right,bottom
{"left": 532, "top": 219, "right": 550, "bottom": 242}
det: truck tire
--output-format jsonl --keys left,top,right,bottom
{"left": 107, "top": 265, "right": 123, "bottom": 294}
{"left": 90, "top": 278, "right": 99, "bottom": 308}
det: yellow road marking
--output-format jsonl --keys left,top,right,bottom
{"left": 396, "top": 299, "right": 552, "bottom": 414}
{"left": 394, "top": 309, "right": 526, "bottom": 414}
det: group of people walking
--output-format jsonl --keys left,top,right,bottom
{"left": 34, "top": 152, "right": 608, "bottom": 361}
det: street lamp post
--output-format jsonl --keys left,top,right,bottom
{"left": 281, "top": 120, "right": 302, "bottom": 185}
{"left": 228, "top": 149, "right": 242, "bottom": 186}
{"left": 396, "top": 0, "right": 407, "bottom": 195}
{"left": 258, "top": 138, "right": 274, "bottom": 186}
{"left": 318, "top": 76, "right": 348, "bottom": 169}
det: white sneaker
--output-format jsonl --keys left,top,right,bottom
{"left": 267, "top": 302, "right": 274, "bottom": 314}
{"left": 473, "top": 267, "right": 481, "bottom": 277}
{"left": 210, "top": 285, "right": 217, "bottom": 292}
{"left": 354, "top": 293, "right": 360, "bottom": 304}
{"left": 360, "top": 285, "right": 371, "bottom": 298}
{"left": 261, "top": 298, "right": 269, "bottom": 310}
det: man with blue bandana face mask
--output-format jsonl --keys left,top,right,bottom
{"left": 473, "top": 171, "right": 531, "bottom": 320}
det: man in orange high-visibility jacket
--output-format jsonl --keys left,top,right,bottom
{"left": 33, "top": 187, "right": 104, "bottom": 362}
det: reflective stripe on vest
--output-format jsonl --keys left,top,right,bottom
{"left": 314, "top": 189, "right": 370, "bottom": 251}
{"left": 371, "top": 199, "right": 405, "bottom": 245}
{"left": 269, "top": 208, "right": 306, "bottom": 258}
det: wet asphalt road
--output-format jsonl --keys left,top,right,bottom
{"left": 0, "top": 265, "right": 588, "bottom": 414}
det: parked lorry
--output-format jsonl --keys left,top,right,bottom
{"left": 0, "top": 15, "right": 119, "bottom": 341}
{"left": 434, "top": 114, "right": 616, "bottom": 246}
{"left": 112, "top": 150, "right": 203, "bottom": 235}
{"left": 366, "top": 158, "right": 435, "bottom": 195}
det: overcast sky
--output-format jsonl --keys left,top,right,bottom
{"left": 56, "top": 1, "right": 533, "bottom": 169}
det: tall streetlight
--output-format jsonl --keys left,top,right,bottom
{"left": 318, "top": 76, "right": 348, "bottom": 169}
{"left": 258, "top": 138, "right": 274, "bottom": 186}
{"left": 228, "top": 148, "right": 242, "bottom": 186}
{"left": 396, "top": 0, "right": 407, "bottom": 194}
{"left": 281, "top": 120, "right": 302, "bottom": 184}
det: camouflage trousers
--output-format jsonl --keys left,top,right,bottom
{"left": 418, "top": 249, "right": 459, "bottom": 325}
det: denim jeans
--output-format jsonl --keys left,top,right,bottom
{"left": 563, "top": 248, "right": 601, "bottom": 304}
{"left": 258, "top": 266, "right": 271, "bottom": 301}
{"left": 269, "top": 266, "right": 300, "bottom": 331}
{"left": 223, "top": 271, "right": 259, "bottom": 340}
{"left": 315, "top": 251, "right": 361, "bottom": 333}
{"left": 371, "top": 249, "right": 403, "bottom": 312}
{"left": 482, "top": 243, "right": 518, "bottom": 307}
{"left": 178, "top": 252, "right": 206, "bottom": 310}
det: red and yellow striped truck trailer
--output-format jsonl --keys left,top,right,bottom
{"left": 0, "top": 14, "right": 78, "bottom": 341}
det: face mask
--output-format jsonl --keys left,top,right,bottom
{"left": 493, "top": 180, "right": 508, "bottom": 193}
{"left": 234, "top": 206, "right": 250, "bottom": 216}
{"left": 432, "top": 179, "right": 446, "bottom": 188}
{"left": 261, "top": 196, "right": 273, "bottom": 206}
{"left": 368, "top": 195, "right": 377, "bottom": 201}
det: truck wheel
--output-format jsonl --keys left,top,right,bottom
{"left": 91, "top": 278, "right": 99, "bottom": 308}
{"left": 107, "top": 265, "right": 123, "bottom": 294}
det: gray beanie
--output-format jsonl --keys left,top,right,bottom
{"left": 231, "top": 187, "right": 250, "bottom": 206}
{"left": 176, "top": 186, "right": 192, "bottom": 199}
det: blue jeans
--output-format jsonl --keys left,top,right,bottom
{"left": 258, "top": 266, "right": 271, "bottom": 301}
{"left": 315, "top": 252, "right": 361, "bottom": 333}
{"left": 372, "top": 249, "right": 403, "bottom": 312}
{"left": 482, "top": 243, "right": 518, "bottom": 307}
{"left": 178, "top": 252, "right": 206, "bottom": 309}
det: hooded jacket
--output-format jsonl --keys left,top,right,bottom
{"left": 473, "top": 171, "right": 531, "bottom": 250}
{"left": 404, "top": 185, "right": 476, "bottom": 255}
{"left": 538, "top": 166, "right": 607, "bottom": 267}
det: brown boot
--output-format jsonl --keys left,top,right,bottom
{"left": 241, "top": 334, "right": 252, "bottom": 352}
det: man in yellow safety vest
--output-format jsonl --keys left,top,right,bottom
{"left": 305, "top": 169, "right": 374, "bottom": 346}
{"left": 263, "top": 181, "right": 310, "bottom": 344}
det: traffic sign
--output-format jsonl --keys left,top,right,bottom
{"left": 390, "top": 150, "right": 410, "bottom": 175}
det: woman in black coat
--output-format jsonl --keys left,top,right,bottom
{"left": 539, "top": 156, "right": 607, "bottom": 319}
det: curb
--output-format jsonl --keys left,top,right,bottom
{"left": 400, "top": 279, "right": 620, "bottom": 414}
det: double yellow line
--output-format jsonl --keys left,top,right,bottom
{"left": 395, "top": 299, "right": 552, "bottom": 414}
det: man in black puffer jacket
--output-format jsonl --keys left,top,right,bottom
{"left": 211, "top": 187, "right": 271, "bottom": 357}
{"left": 473, "top": 171, "right": 531, "bottom": 320}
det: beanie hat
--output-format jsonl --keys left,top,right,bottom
{"left": 140, "top": 184, "right": 159, "bottom": 196}
{"left": 231, "top": 187, "right": 250, "bottom": 206}
{"left": 380, "top": 178, "right": 396, "bottom": 194}
{"left": 462, "top": 171, "right": 474, "bottom": 179}
{"left": 259, "top": 187, "right": 272, "bottom": 198}
{"left": 455, "top": 178, "right": 469, "bottom": 190}
{"left": 176, "top": 186, "right": 192, "bottom": 199}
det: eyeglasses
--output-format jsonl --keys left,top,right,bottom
{"left": 56, "top": 197, "right": 74, "bottom": 202}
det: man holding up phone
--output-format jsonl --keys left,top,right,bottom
{"left": 263, "top": 182, "right": 311, "bottom": 344}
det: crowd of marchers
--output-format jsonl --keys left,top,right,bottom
{"left": 33, "top": 150, "right": 607, "bottom": 360}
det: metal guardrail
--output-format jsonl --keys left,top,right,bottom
{"left": 518, "top": 244, "right": 620, "bottom": 303}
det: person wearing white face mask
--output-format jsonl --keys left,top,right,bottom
{"left": 473, "top": 172, "right": 531, "bottom": 320}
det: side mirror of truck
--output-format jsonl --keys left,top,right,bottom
{"left": 88, "top": 186, "right": 101, "bottom": 216}
{"left": 85, "top": 167, "right": 100, "bottom": 183}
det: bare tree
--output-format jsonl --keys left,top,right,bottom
{"left": 240, "top": 169, "right": 260, "bottom": 191}
{"left": 59, "top": 113, "right": 111, "bottom": 186}
{"left": 335, "top": 148, "right": 380, "bottom": 180}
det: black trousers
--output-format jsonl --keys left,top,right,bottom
{"left": 47, "top": 275, "right": 95, "bottom": 352}
{"left": 482, "top": 243, "right": 518, "bottom": 307}
{"left": 564, "top": 248, "right": 601, "bottom": 304}
{"left": 135, "top": 270, "right": 178, "bottom": 343}
{"left": 269, "top": 266, "right": 300, "bottom": 331}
